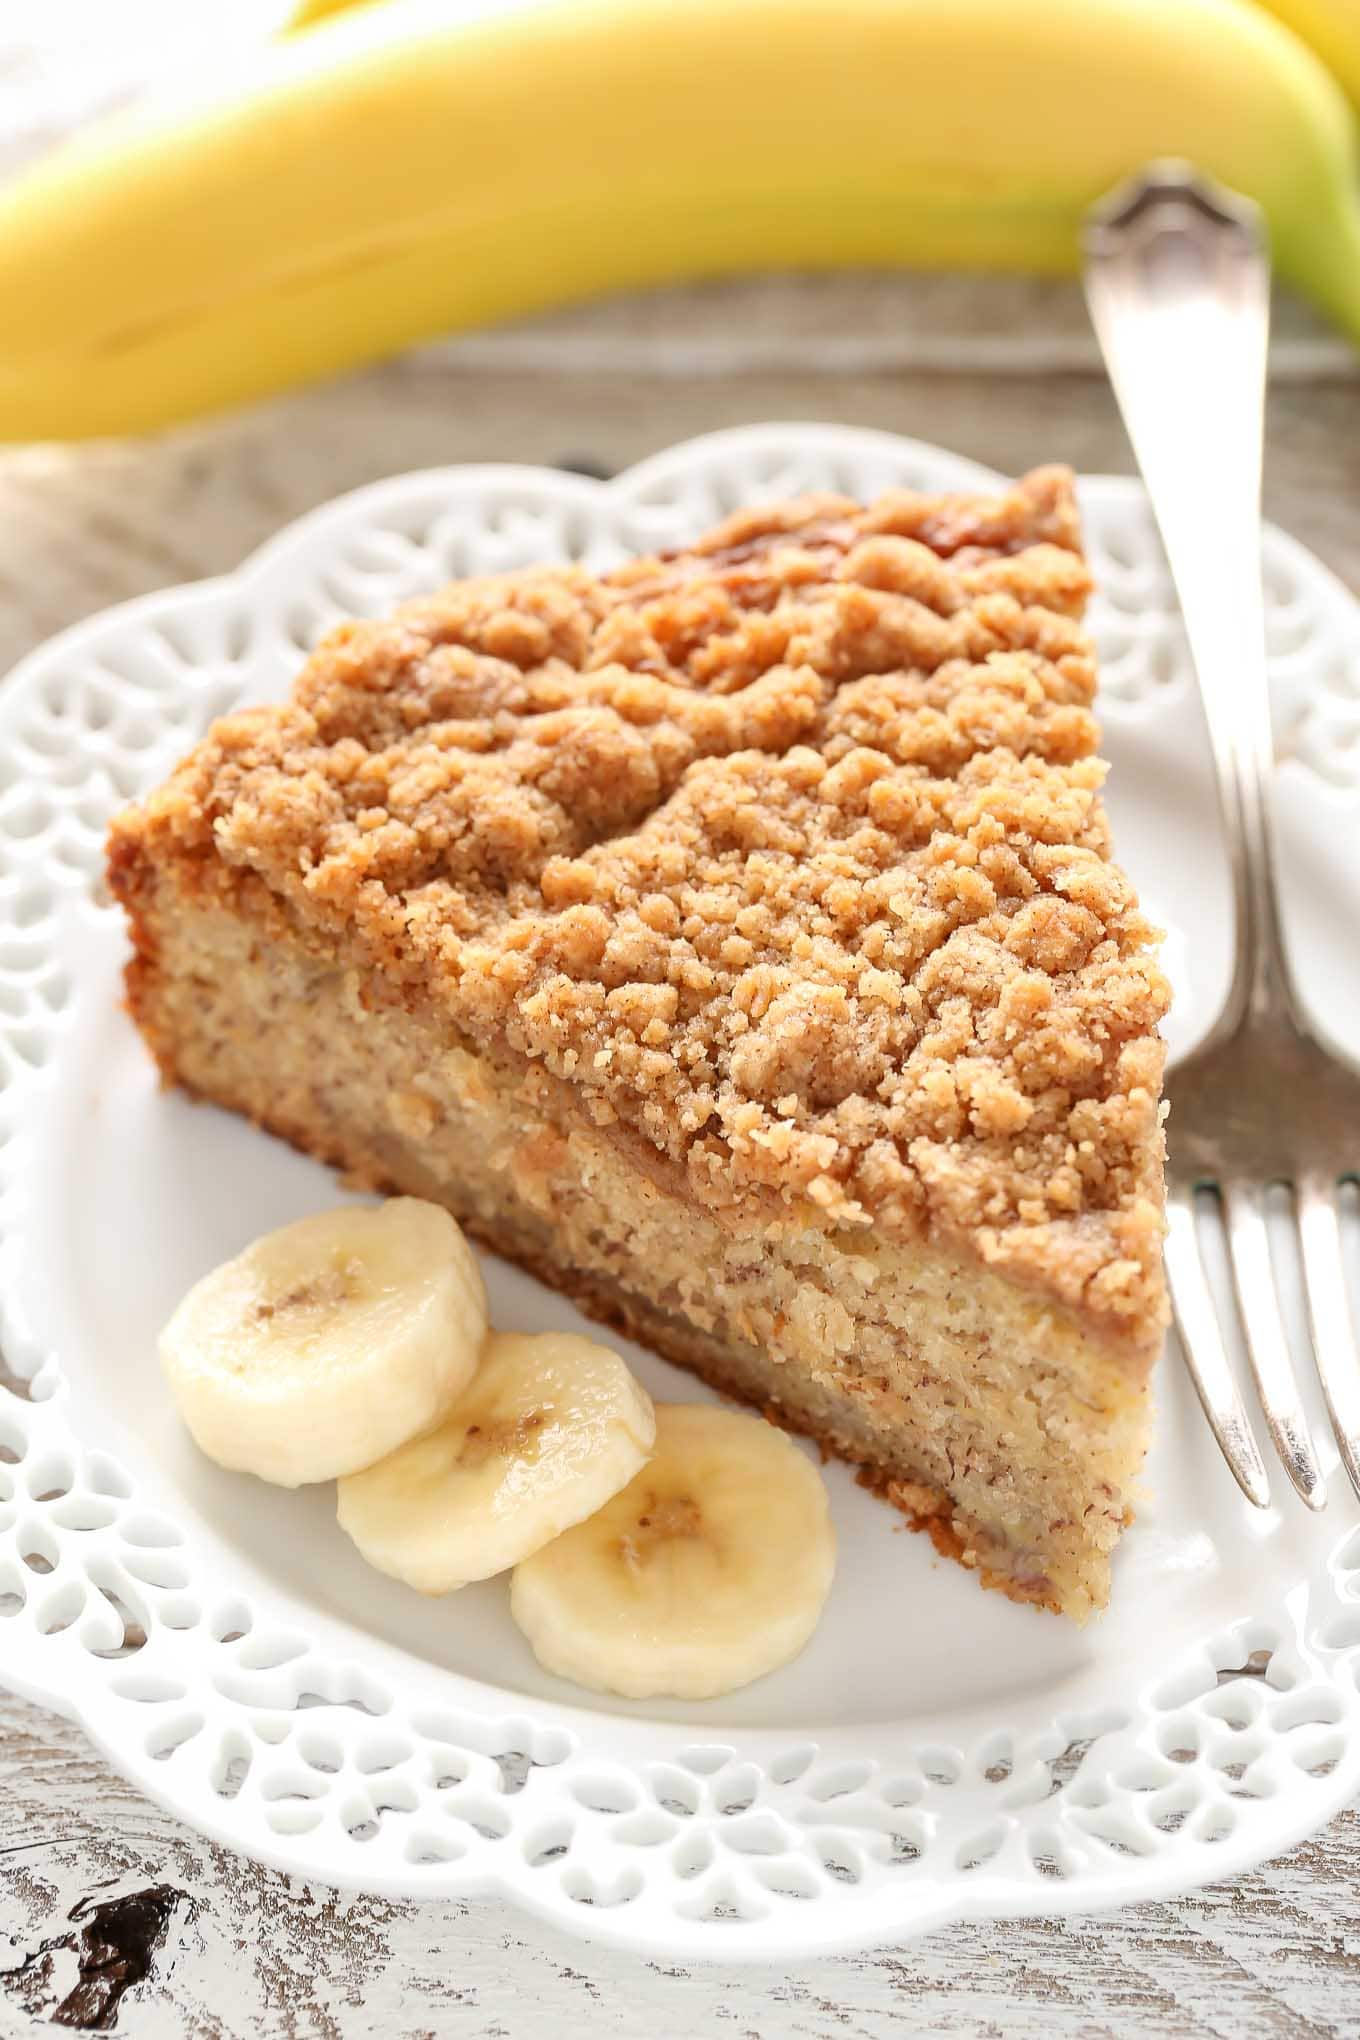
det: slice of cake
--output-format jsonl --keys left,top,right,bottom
{"left": 108, "top": 468, "right": 1169, "bottom": 1621}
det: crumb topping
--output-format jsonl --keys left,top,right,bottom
{"left": 113, "top": 469, "right": 1169, "bottom": 1343}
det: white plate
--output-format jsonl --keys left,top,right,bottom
{"left": 1, "top": 425, "right": 1359, "bottom": 1963}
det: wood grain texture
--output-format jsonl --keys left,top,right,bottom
{"left": 2, "top": 271, "right": 1359, "bottom": 2036}
{"left": 2, "top": 1694, "right": 1359, "bottom": 2040}
{"left": 1, "top": 277, "right": 1357, "bottom": 682}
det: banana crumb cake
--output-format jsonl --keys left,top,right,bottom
{"left": 109, "top": 467, "right": 1169, "bottom": 1622}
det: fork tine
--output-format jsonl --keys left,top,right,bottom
{"left": 1297, "top": 1173, "right": 1360, "bottom": 1504}
{"left": 1165, "top": 1189, "right": 1271, "bottom": 1508}
{"left": 1221, "top": 1179, "right": 1327, "bottom": 1510}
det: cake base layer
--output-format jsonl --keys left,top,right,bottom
{"left": 119, "top": 883, "right": 1151, "bottom": 1621}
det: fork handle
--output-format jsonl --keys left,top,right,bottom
{"left": 1084, "top": 164, "right": 1296, "bottom": 1037}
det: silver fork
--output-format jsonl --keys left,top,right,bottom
{"left": 1083, "top": 163, "right": 1360, "bottom": 1510}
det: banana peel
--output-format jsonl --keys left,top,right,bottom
{"left": 286, "top": 0, "right": 1360, "bottom": 111}
{"left": 3, "top": 0, "right": 1359, "bottom": 441}
{"left": 285, "top": 0, "right": 382, "bottom": 25}
{"left": 1252, "top": 0, "right": 1360, "bottom": 109}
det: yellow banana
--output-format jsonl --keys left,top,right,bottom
{"left": 285, "top": 0, "right": 379, "bottom": 25}
{"left": 288, "top": 0, "right": 1360, "bottom": 108}
{"left": 2, "top": 0, "right": 1358, "bottom": 442}
{"left": 1252, "top": 0, "right": 1360, "bottom": 108}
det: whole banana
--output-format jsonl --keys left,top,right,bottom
{"left": 1252, "top": 0, "right": 1360, "bottom": 107}
{"left": 289, "top": 0, "right": 1360, "bottom": 111}
{"left": 2, "top": 0, "right": 1358, "bottom": 441}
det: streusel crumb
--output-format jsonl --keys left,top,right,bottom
{"left": 114, "top": 469, "right": 1169, "bottom": 1342}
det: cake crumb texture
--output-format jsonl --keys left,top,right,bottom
{"left": 111, "top": 468, "right": 1169, "bottom": 1347}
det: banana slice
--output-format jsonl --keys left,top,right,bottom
{"left": 336, "top": 1331, "right": 656, "bottom": 1593}
{"left": 510, "top": 1403, "right": 836, "bottom": 1700}
{"left": 159, "top": 1197, "right": 487, "bottom": 1486}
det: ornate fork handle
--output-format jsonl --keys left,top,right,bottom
{"left": 1085, "top": 165, "right": 1360, "bottom": 1515}
{"left": 1084, "top": 163, "right": 1297, "bottom": 1039}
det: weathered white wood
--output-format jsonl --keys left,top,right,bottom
{"left": 2, "top": 272, "right": 1359, "bottom": 2033}
{"left": 411, "top": 271, "right": 1360, "bottom": 381}
{"left": 2, "top": 317, "right": 1357, "bottom": 683}
{"left": 2, "top": 1694, "right": 1358, "bottom": 2038}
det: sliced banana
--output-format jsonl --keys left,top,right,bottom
{"left": 336, "top": 1331, "right": 656, "bottom": 1593}
{"left": 510, "top": 1403, "right": 836, "bottom": 1700}
{"left": 159, "top": 1197, "right": 487, "bottom": 1486}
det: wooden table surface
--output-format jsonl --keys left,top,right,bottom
{"left": 2, "top": 273, "right": 1359, "bottom": 2038}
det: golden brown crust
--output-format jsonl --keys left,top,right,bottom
{"left": 109, "top": 468, "right": 1168, "bottom": 1348}
{"left": 853, "top": 1469, "right": 1064, "bottom": 1616}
